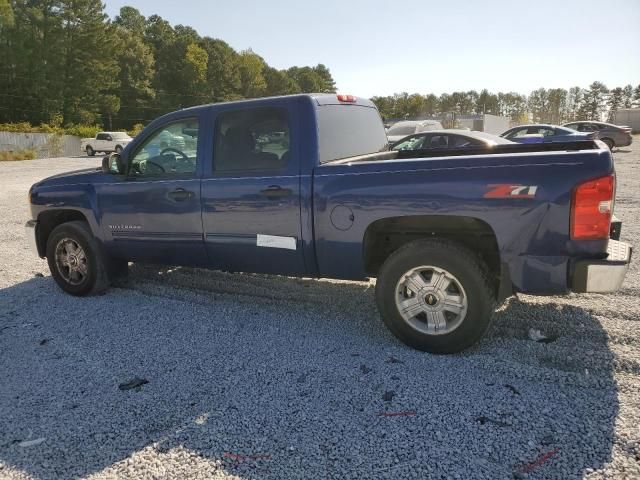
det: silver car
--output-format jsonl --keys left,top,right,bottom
{"left": 563, "top": 121, "right": 633, "bottom": 149}
{"left": 386, "top": 120, "right": 444, "bottom": 144}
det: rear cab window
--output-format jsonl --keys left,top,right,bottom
{"left": 213, "top": 107, "right": 290, "bottom": 172}
{"left": 316, "top": 102, "right": 387, "bottom": 164}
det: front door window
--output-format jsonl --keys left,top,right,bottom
{"left": 129, "top": 119, "right": 199, "bottom": 177}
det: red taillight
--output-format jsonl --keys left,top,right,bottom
{"left": 337, "top": 94, "right": 356, "bottom": 103}
{"left": 571, "top": 174, "right": 615, "bottom": 240}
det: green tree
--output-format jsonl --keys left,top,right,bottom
{"left": 0, "top": 0, "right": 14, "bottom": 27}
{"left": 114, "top": 28, "right": 155, "bottom": 127}
{"left": 58, "top": 0, "right": 120, "bottom": 124}
{"left": 99, "top": 94, "right": 120, "bottom": 129}
{"left": 312, "top": 64, "right": 336, "bottom": 93}
{"left": 263, "top": 67, "right": 299, "bottom": 96}
{"left": 476, "top": 89, "right": 499, "bottom": 115}
{"left": 547, "top": 88, "right": 567, "bottom": 124}
{"left": 498, "top": 92, "right": 527, "bottom": 122}
{"left": 621, "top": 84, "right": 634, "bottom": 109}
{"left": 238, "top": 49, "right": 267, "bottom": 98}
{"left": 578, "top": 81, "right": 609, "bottom": 120}
{"left": 607, "top": 87, "right": 624, "bottom": 122}
{"left": 201, "top": 37, "right": 242, "bottom": 102}
{"left": 183, "top": 42, "right": 209, "bottom": 105}
{"left": 632, "top": 84, "right": 640, "bottom": 108}
{"left": 566, "top": 87, "right": 583, "bottom": 122}
{"left": 114, "top": 5, "right": 145, "bottom": 35}
{"left": 438, "top": 93, "right": 454, "bottom": 112}
{"left": 528, "top": 88, "right": 550, "bottom": 123}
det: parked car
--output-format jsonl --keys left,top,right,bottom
{"left": 391, "top": 130, "right": 514, "bottom": 150}
{"left": 500, "top": 124, "right": 594, "bottom": 144}
{"left": 26, "top": 94, "right": 631, "bottom": 354}
{"left": 386, "top": 120, "right": 443, "bottom": 143}
{"left": 81, "top": 132, "right": 133, "bottom": 157}
{"left": 563, "top": 121, "right": 633, "bottom": 150}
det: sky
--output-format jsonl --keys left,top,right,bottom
{"left": 103, "top": 0, "right": 640, "bottom": 98}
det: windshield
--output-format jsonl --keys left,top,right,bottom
{"left": 317, "top": 105, "right": 388, "bottom": 163}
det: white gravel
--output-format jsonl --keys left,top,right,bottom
{"left": 1, "top": 144, "right": 639, "bottom": 479}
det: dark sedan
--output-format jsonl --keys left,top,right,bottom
{"left": 391, "top": 130, "right": 514, "bottom": 151}
{"left": 500, "top": 124, "right": 594, "bottom": 144}
{"left": 563, "top": 121, "right": 633, "bottom": 150}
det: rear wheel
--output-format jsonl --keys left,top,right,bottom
{"left": 46, "top": 221, "right": 109, "bottom": 296}
{"left": 602, "top": 138, "right": 614, "bottom": 150}
{"left": 86, "top": 146, "right": 95, "bottom": 156}
{"left": 375, "top": 239, "right": 496, "bottom": 353}
{"left": 115, "top": 145, "right": 123, "bottom": 154}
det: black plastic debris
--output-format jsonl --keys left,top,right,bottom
{"left": 382, "top": 391, "right": 395, "bottom": 402}
{"left": 386, "top": 356, "right": 404, "bottom": 364}
{"left": 475, "top": 415, "right": 510, "bottom": 427}
{"left": 118, "top": 377, "right": 149, "bottom": 391}
{"left": 505, "top": 384, "right": 521, "bottom": 395}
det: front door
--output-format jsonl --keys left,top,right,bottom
{"left": 201, "top": 104, "right": 306, "bottom": 275}
{"left": 98, "top": 116, "right": 206, "bottom": 266}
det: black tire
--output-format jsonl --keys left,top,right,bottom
{"left": 46, "top": 221, "right": 110, "bottom": 296}
{"left": 602, "top": 138, "right": 615, "bottom": 150}
{"left": 86, "top": 146, "right": 95, "bottom": 156}
{"left": 375, "top": 239, "right": 496, "bottom": 354}
{"left": 115, "top": 145, "right": 123, "bottom": 154}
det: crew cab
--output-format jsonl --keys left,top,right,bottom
{"left": 26, "top": 94, "right": 632, "bottom": 353}
{"left": 81, "top": 132, "right": 133, "bottom": 157}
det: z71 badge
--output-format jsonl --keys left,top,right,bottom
{"left": 484, "top": 184, "right": 538, "bottom": 199}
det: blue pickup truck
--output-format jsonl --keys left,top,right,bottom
{"left": 26, "top": 94, "right": 632, "bottom": 353}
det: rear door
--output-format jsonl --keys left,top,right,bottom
{"left": 201, "top": 102, "right": 306, "bottom": 275}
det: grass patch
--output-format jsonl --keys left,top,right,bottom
{"left": 0, "top": 149, "right": 37, "bottom": 161}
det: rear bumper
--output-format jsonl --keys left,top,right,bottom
{"left": 617, "top": 135, "right": 633, "bottom": 147}
{"left": 571, "top": 240, "right": 632, "bottom": 293}
{"left": 25, "top": 220, "right": 40, "bottom": 257}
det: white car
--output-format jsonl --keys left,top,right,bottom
{"left": 81, "top": 132, "right": 133, "bottom": 157}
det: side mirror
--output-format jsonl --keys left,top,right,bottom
{"left": 102, "top": 153, "right": 125, "bottom": 174}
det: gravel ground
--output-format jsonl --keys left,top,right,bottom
{"left": 1, "top": 142, "right": 639, "bottom": 480}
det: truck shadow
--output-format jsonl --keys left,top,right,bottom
{"left": 0, "top": 272, "right": 620, "bottom": 479}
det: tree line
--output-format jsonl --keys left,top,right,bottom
{"left": 0, "top": 1, "right": 336, "bottom": 130}
{"left": 372, "top": 82, "right": 640, "bottom": 124}
{"left": 1, "top": 1, "right": 638, "bottom": 132}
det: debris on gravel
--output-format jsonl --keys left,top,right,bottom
{"left": 382, "top": 390, "right": 395, "bottom": 402}
{"left": 118, "top": 377, "right": 149, "bottom": 391}
{"left": 17, "top": 438, "right": 46, "bottom": 448}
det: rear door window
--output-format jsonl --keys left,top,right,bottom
{"left": 427, "top": 135, "right": 449, "bottom": 148}
{"left": 213, "top": 107, "right": 290, "bottom": 172}
{"left": 506, "top": 128, "right": 527, "bottom": 138}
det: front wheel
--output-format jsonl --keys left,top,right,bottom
{"left": 46, "top": 221, "right": 110, "bottom": 296}
{"left": 375, "top": 239, "right": 496, "bottom": 353}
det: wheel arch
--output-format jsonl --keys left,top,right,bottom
{"left": 362, "top": 214, "right": 510, "bottom": 299}
{"left": 36, "top": 209, "right": 91, "bottom": 257}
